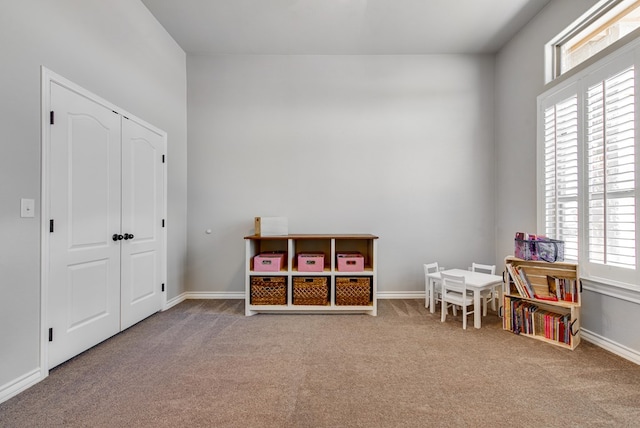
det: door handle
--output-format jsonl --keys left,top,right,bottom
{"left": 112, "top": 234, "right": 123, "bottom": 241}
{"left": 123, "top": 233, "right": 134, "bottom": 240}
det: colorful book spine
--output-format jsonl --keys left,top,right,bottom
{"left": 547, "top": 276, "right": 579, "bottom": 302}
{"left": 506, "top": 264, "right": 530, "bottom": 298}
{"left": 505, "top": 297, "right": 571, "bottom": 346}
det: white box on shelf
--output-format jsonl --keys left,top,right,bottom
{"left": 254, "top": 216, "right": 288, "bottom": 236}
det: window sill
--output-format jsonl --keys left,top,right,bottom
{"left": 581, "top": 277, "right": 640, "bottom": 304}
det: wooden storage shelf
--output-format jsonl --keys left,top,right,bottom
{"left": 503, "top": 256, "right": 581, "bottom": 350}
{"left": 244, "top": 234, "right": 378, "bottom": 316}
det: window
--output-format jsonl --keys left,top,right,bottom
{"left": 585, "top": 66, "right": 636, "bottom": 268}
{"left": 538, "top": 46, "right": 640, "bottom": 288}
{"left": 543, "top": 94, "right": 579, "bottom": 261}
{"left": 548, "top": 0, "right": 640, "bottom": 81}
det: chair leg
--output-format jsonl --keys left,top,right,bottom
{"left": 452, "top": 305, "right": 457, "bottom": 316}
{"left": 482, "top": 297, "right": 488, "bottom": 317}
{"left": 441, "top": 302, "right": 447, "bottom": 323}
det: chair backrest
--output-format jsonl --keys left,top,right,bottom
{"left": 440, "top": 272, "right": 466, "bottom": 294}
{"left": 424, "top": 262, "right": 439, "bottom": 275}
{"left": 471, "top": 262, "right": 496, "bottom": 275}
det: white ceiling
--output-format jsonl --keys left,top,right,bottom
{"left": 141, "top": 0, "right": 552, "bottom": 55}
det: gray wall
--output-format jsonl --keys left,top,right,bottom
{"left": 186, "top": 54, "right": 496, "bottom": 295}
{"left": 0, "top": 0, "right": 188, "bottom": 391}
{"left": 496, "top": 0, "right": 640, "bottom": 359}
{"left": 495, "top": 0, "right": 599, "bottom": 263}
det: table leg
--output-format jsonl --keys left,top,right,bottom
{"left": 425, "top": 280, "right": 429, "bottom": 309}
{"left": 429, "top": 279, "right": 435, "bottom": 314}
{"left": 474, "top": 290, "right": 481, "bottom": 328}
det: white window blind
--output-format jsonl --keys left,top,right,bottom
{"left": 586, "top": 65, "right": 636, "bottom": 269}
{"left": 544, "top": 96, "right": 579, "bottom": 261}
{"left": 539, "top": 43, "right": 640, "bottom": 288}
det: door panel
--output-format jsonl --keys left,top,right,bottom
{"left": 120, "top": 118, "right": 164, "bottom": 330}
{"left": 48, "top": 82, "right": 121, "bottom": 369}
{"left": 67, "top": 259, "right": 110, "bottom": 329}
{"left": 129, "top": 251, "right": 157, "bottom": 303}
{"left": 68, "top": 117, "right": 112, "bottom": 248}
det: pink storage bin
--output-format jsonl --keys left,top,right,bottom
{"left": 336, "top": 252, "right": 365, "bottom": 272}
{"left": 297, "top": 253, "right": 325, "bottom": 272}
{"left": 253, "top": 253, "right": 285, "bottom": 272}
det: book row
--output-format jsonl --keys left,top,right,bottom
{"left": 548, "top": 276, "right": 579, "bottom": 303}
{"left": 504, "top": 297, "right": 573, "bottom": 345}
{"left": 506, "top": 263, "right": 578, "bottom": 303}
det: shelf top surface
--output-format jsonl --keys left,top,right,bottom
{"left": 245, "top": 234, "right": 379, "bottom": 240}
{"left": 505, "top": 256, "right": 577, "bottom": 268}
{"left": 504, "top": 293, "right": 581, "bottom": 308}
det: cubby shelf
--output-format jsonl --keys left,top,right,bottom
{"left": 244, "top": 234, "right": 378, "bottom": 316}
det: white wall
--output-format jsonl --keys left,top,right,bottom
{"left": 0, "top": 0, "right": 188, "bottom": 399}
{"left": 186, "top": 54, "right": 496, "bottom": 295}
{"left": 496, "top": 0, "right": 640, "bottom": 362}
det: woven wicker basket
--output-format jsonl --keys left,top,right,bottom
{"left": 250, "top": 276, "right": 287, "bottom": 305}
{"left": 335, "top": 277, "right": 372, "bottom": 306}
{"left": 293, "top": 277, "right": 329, "bottom": 305}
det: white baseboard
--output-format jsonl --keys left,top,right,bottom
{"left": 0, "top": 368, "right": 42, "bottom": 405}
{"left": 185, "top": 291, "right": 245, "bottom": 299}
{"left": 377, "top": 291, "right": 426, "bottom": 299}
{"left": 581, "top": 328, "right": 640, "bottom": 365}
{"left": 166, "top": 291, "right": 428, "bottom": 303}
{"left": 164, "top": 291, "right": 245, "bottom": 310}
{"left": 164, "top": 292, "right": 187, "bottom": 310}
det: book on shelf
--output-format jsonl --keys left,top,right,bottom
{"left": 517, "top": 267, "right": 535, "bottom": 299}
{"left": 505, "top": 264, "right": 529, "bottom": 298}
{"left": 546, "top": 275, "right": 579, "bottom": 303}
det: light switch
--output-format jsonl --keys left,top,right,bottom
{"left": 21, "top": 198, "right": 35, "bottom": 218}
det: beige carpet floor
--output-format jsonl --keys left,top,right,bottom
{"left": 1, "top": 299, "right": 639, "bottom": 427}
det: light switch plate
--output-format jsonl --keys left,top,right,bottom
{"left": 21, "top": 198, "right": 35, "bottom": 218}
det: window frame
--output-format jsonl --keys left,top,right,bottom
{"left": 546, "top": 0, "right": 639, "bottom": 83}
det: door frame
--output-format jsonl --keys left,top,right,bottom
{"left": 40, "top": 67, "right": 167, "bottom": 376}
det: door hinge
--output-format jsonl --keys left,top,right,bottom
{"left": 162, "top": 154, "right": 165, "bottom": 163}
{"left": 49, "top": 219, "right": 54, "bottom": 233}
{"left": 50, "top": 111, "right": 54, "bottom": 125}
{"left": 161, "top": 283, "right": 165, "bottom": 292}
{"left": 48, "top": 328, "right": 53, "bottom": 342}
{"left": 162, "top": 219, "right": 165, "bottom": 228}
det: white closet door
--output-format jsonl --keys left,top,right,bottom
{"left": 48, "top": 82, "right": 122, "bottom": 369}
{"left": 120, "top": 118, "right": 164, "bottom": 330}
